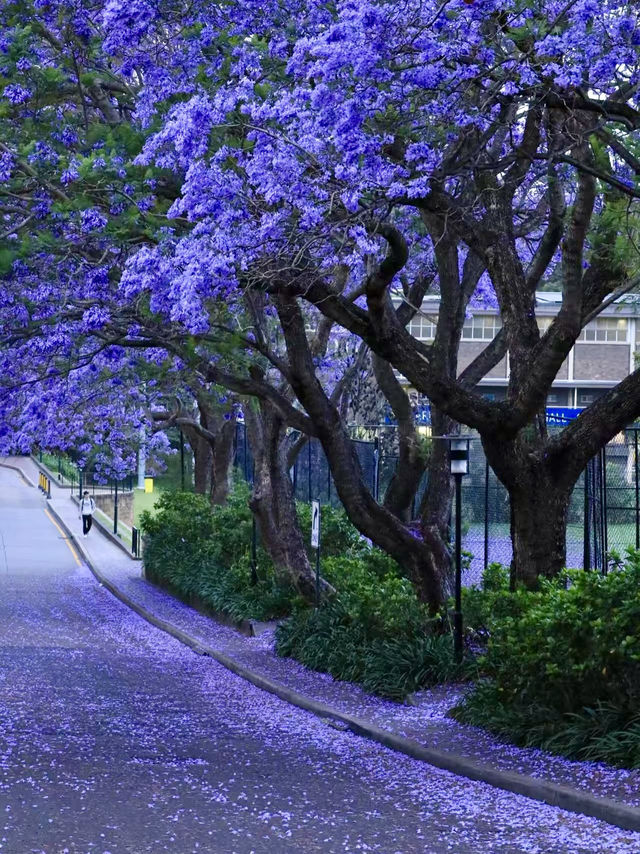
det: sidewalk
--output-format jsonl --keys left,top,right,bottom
{"left": 4, "top": 455, "right": 640, "bottom": 832}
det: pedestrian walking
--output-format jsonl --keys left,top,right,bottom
{"left": 79, "top": 490, "right": 96, "bottom": 537}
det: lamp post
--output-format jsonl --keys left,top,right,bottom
{"left": 449, "top": 436, "right": 469, "bottom": 663}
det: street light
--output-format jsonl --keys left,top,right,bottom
{"left": 449, "top": 436, "right": 469, "bottom": 663}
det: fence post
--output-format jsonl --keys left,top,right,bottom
{"left": 180, "top": 430, "right": 185, "bottom": 491}
{"left": 635, "top": 431, "right": 639, "bottom": 551}
{"left": 78, "top": 468, "right": 83, "bottom": 500}
{"left": 601, "top": 446, "right": 608, "bottom": 571}
{"left": 307, "top": 439, "right": 312, "bottom": 503}
{"left": 583, "top": 462, "right": 591, "bottom": 570}
{"left": 373, "top": 436, "right": 380, "bottom": 502}
{"left": 483, "top": 454, "right": 490, "bottom": 572}
{"left": 251, "top": 461, "right": 258, "bottom": 585}
{"left": 243, "top": 423, "right": 249, "bottom": 483}
{"left": 113, "top": 480, "right": 119, "bottom": 535}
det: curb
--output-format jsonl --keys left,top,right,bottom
{"left": 32, "top": 488, "right": 640, "bottom": 834}
{"left": 0, "top": 459, "right": 37, "bottom": 488}
{"left": 30, "top": 455, "right": 74, "bottom": 489}
{"left": 69, "top": 493, "right": 140, "bottom": 561}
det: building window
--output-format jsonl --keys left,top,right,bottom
{"left": 578, "top": 392, "right": 595, "bottom": 405}
{"left": 462, "top": 315, "right": 502, "bottom": 341}
{"left": 578, "top": 317, "right": 628, "bottom": 343}
{"left": 408, "top": 315, "right": 436, "bottom": 340}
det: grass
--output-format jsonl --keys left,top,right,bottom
{"left": 133, "top": 487, "right": 164, "bottom": 527}
{"left": 465, "top": 521, "right": 639, "bottom": 555}
{"left": 92, "top": 507, "right": 133, "bottom": 548}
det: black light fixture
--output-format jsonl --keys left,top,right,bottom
{"left": 449, "top": 436, "right": 470, "bottom": 662}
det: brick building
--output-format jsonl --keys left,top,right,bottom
{"left": 407, "top": 292, "right": 640, "bottom": 407}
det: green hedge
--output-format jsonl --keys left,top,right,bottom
{"left": 140, "top": 489, "right": 294, "bottom": 622}
{"left": 275, "top": 555, "right": 465, "bottom": 700}
{"left": 454, "top": 554, "right": 640, "bottom": 768}
{"left": 140, "top": 487, "right": 464, "bottom": 700}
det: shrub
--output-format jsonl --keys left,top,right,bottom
{"left": 460, "top": 562, "right": 530, "bottom": 638}
{"left": 140, "top": 489, "right": 294, "bottom": 622}
{"left": 454, "top": 553, "right": 640, "bottom": 767}
{"left": 296, "top": 502, "right": 366, "bottom": 559}
{"left": 276, "top": 554, "right": 466, "bottom": 700}
{"left": 142, "top": 489, "right": 468, "bottom": 700}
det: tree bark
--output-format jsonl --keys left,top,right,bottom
{"left": 244, "top": 402, "right": 333, "bottom": 601}
{"left": 483, "top": 426, "right": 578, "bottom": 588}
{"left": 210, "top": 412, "right": 237, "bottom": 505}
{"left": 509, "top": 480, "right": 572, "bottom": 588}
{"left": 419, "top": 408, "right": 455, "bottom": 586}
{"left": 181, "top": 424, "right": 212, "bottom": 495}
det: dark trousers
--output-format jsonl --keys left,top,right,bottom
{"left": 82, "top": 515, "right": 93, "bottom": 535}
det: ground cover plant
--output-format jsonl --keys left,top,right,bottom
{"left": 140, "top": 487, "right": 295, "bottom": 622}
{"left": 140, "top": 486, "right": 467, "bottom": 698}
{"left": 275, "top": 555, "right": 464, "bottom": 700}
{"left": 454, "top": 554, "right": 640, "bottom": 769}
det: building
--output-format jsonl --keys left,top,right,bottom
{"left": 407, "top": 292, "right": 640, "bottom": 407}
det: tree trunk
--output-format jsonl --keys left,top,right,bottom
{"left": 182, "top": 426, "right": 212, "bottom": 495}
{"left": 483, "top": 425, "right": 577, "bottom": 589}
{"left": 509, "top": 481, "right": 572, "bottom": 588}
{"left": 419, "top": 408, "right": 455, "bottom": 586}
{"left": 275, "top": 294, "right": 450, "bottom": 610}
{"left": 210, "top": 414, "right": 237, "bottom": 505}
{"left": 244, "top": 403, "right": 333, "bottom": 601}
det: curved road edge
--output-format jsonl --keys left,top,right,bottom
{"left": 5, "top": 459, "right": 639, "bottom": 835}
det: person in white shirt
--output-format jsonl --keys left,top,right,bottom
{"left": 79, "top": 490, "right": 96, "bottom": 537}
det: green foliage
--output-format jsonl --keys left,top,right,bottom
{"left": 454, "top": 553, "right": 640, "bottom": 768}
{"left": 460, "top": 562, "right": 529, "bottom": 636}
{"left": 276, "top": 554, "right": 465, "bottom": 701}
{"left": 296, "top": 502, "right": 364, "bottom": 558}
{"left": 296, "top": 502, "right": 403, "bottom": 578}
{"left": 277, "top": 596, "right": 463, "bottom": 701}
{"left": 142, "top": 488, "right": 466, "bottom": 700}
{"left": 140, "top": 489, "right": 293, "bottom": 622}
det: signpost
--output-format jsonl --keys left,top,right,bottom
{"left": 311, "top": 500, "right": 321, "bottom": 607}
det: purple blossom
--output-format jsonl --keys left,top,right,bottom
{"left": 3, "top": 83, "right": 31, "bottom": 104}
{"left": 80, "top": 208, "right": 108, "bottom": 233}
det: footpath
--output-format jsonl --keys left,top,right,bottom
{"left": 4, "top": 455, "right": 640, "bottom": 833}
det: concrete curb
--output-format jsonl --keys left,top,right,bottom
{"left": 0, "top": 459, "right": 37, "bottom": 488}
{"left": 69, "top": 493, "right": 140, "bottom": 561}
{"left": 32, "top": 487, "right": 640, "bottom": 834}
{"left": 30, "top": 455, "right": 74, "bottom": 489}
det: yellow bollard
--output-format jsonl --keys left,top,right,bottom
{"left": 144, "top": 477, "right": 154, "bottom": 494}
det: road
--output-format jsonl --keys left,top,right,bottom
{"left": 0, "top": 466, "right": 637, "bottom": 854}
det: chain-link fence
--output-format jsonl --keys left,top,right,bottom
{"left": 232, "top": 423, "right": 640, "bottom": 578}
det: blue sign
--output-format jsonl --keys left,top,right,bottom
{"left": 385, "top": 404, "right": 584, "bottom": 427}
{"left": 546, "top": 407, "right": 583, "bottom": 425}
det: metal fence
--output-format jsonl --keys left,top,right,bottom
{"left": 233, "top": 423, "right": 640, "bottom": 581}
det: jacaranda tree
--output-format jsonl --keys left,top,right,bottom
{"left": 103, "top": 0, "right": 640, "bottom": 587}
{"left": 3, "top": 0, "right": 640, "bottom": 602}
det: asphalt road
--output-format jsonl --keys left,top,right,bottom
{"left": 0, "top": 466, "right": 638, "bottom": 854}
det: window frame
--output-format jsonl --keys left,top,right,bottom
{"left": 461, "top": 315, "right": 502, "bottom": 342}
{"left": 577, "top": 317, "right": 629, "bottom": 344}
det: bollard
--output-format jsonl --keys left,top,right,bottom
{"left": 132, "top": 527, "right": 139, "bottom": 557}
{"left": 46, "top": 477, "right": 51, "bottom": 499}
